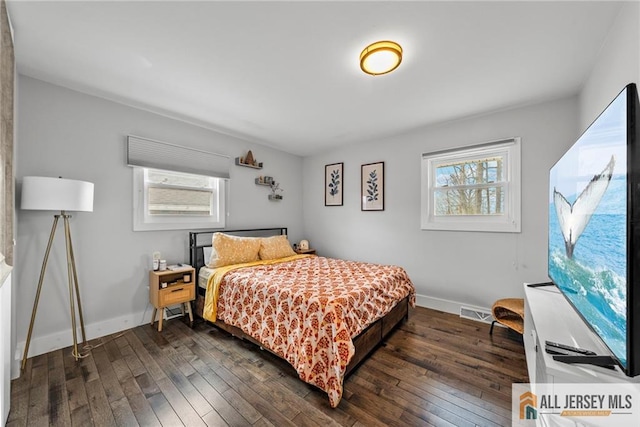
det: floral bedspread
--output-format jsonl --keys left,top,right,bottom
{"left": 205, "top": 255, "right": 415, "bottom": 407}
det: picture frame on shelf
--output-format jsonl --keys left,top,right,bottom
{"left": 325, "top": 162, "right": 343, "bottom": 206}
{"left": 361, "top": 161, "right": 384, "bottom": 211}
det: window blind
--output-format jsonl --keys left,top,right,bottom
{"left": 127, "top": 135, "right": 230, "bottom": 179}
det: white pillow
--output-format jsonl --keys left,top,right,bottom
{"left": 204, "top": 247, "right": 214, "bottom": 266}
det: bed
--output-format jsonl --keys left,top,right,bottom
{"left": 188, "top": 228, "right": 415, "bottom": 407}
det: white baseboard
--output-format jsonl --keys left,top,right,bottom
{"left": 14, "top": 308, "right": 152, "bottom": 370}
{"left": 11, "top": 359, "right": 19, "bottom": 381}
{"left": 414, "top": 293, "right": 492, "bottom": 320}
{"left": 415, "top": 293, "right": 462, "bottom": 314}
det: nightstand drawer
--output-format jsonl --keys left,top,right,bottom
{"left": 159, "top": 283, "right": 195, "bottom": 306}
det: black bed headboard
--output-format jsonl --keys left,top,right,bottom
{"left": 189, "top": 227, "right": 288, "bottom": 271}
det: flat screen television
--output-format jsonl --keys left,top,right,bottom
{"left": 548, "top": 82, "right": 640, "bottom": 377}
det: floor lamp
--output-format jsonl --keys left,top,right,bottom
{"left": 20, "top": 176, "right": 94, "bottom": 371}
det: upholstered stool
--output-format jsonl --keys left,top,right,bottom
{"left": 489, "top": 298, "right": 524, "bottom": 335}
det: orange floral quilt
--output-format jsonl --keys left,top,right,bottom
{"left": 204, "top": 255, "right": 415, "bottom": 407}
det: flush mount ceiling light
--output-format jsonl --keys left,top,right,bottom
{"left": 360, "top": 40, "right": 403, "bottom": 76}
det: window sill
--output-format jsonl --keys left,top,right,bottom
{"left": 421, "top": 219, "right": 520, "bottom": 233}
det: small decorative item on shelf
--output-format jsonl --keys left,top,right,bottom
{"left": 245, "top": 150, "right": 255, "bottom": 165}
{"left": 152, "top": 251, "right": 161, "bottom": 271}
{"left": 235, "top": 150, "right": 263, "bottom": 168}
{"left": 269, "top": 182, "right": 283, "bottom": 201}
{"left": 255, "top": 176, "right": 275, "bottom": 186}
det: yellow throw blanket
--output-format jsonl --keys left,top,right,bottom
{"left": 203, "top": 254, "right": 312, "bottom": 322}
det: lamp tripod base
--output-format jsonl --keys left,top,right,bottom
{"left": 21, "top": 211, "right": 88, "bottom": 371}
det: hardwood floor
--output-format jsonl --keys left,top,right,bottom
{"left": 8, "top": 306, "right": 528, "bottom": 426}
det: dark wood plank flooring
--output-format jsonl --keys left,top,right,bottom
{"left": 8, "top": 306, "right": 528, "bottom": 426}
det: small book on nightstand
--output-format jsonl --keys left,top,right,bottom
{"left": 166, "top": 264, "right": 192, "bottom": 272}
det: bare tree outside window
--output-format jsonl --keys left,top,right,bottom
{"left": 434, "top": 157, "right": 504, "bottom": 216}
{"left": 421, "top": 138, "right": 521, "bottom": 232}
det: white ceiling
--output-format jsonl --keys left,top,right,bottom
{"left": 7, "top": 1, "right": 623, "bottom": 156}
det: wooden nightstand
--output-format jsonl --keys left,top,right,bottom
{"left": 149, "top": 267, "right": 195, "bottom": 332}
{"left": 295, "top": 248, "right": 316, "bottom": 255}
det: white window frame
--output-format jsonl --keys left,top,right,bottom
{"left": 421, "top": 138, "right": 521, "bottom": 232}
{"left": 133, "top": 167, "right": 226, "bottom": 231}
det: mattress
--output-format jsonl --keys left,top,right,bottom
{"left": 198, "top": 266, "right": 215, "bottom": 290}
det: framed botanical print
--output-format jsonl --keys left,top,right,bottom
{"left": 361, "top": 162, "right": 384, "bottom": 211}
{"left": 325, "top": 162, "right": 343, "bottom": 206}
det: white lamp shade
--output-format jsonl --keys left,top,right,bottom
{"left": 21, "top": 176, "right": 94, "bottom": 212}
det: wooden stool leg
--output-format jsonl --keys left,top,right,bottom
{"left": 158, "top": 309, "right": 164, "bottom": 332}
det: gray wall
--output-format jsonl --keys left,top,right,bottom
{"left": 15, "top": 76, "right": 303, "bottom": 357}
{"left": 579, "top": 1, "right": 639, "bottom": 130}
{"left": 302, "top": 97, "right": 578, "bottom": 312}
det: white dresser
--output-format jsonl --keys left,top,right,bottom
{"left": 523, "top": 283, "right": 640, "bottom": 426}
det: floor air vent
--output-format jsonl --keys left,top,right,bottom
{"left": 460, "top": 306, "right": 493, "bottom": 324}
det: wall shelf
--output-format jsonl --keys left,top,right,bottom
{"left": 254, "top": 177, "right": 282, "bottom": 200}
{"left": 235, "top": 157, "right": 263, "bottom": 169}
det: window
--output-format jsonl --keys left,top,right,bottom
{"left": 421, "top": 138, "right": 521, "bottom": 232}
{"left": 133, "top": 168, "right": 226, "bottom": 231}
{"left": 127, "top": 135, "right": 230, "bottom": 231}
